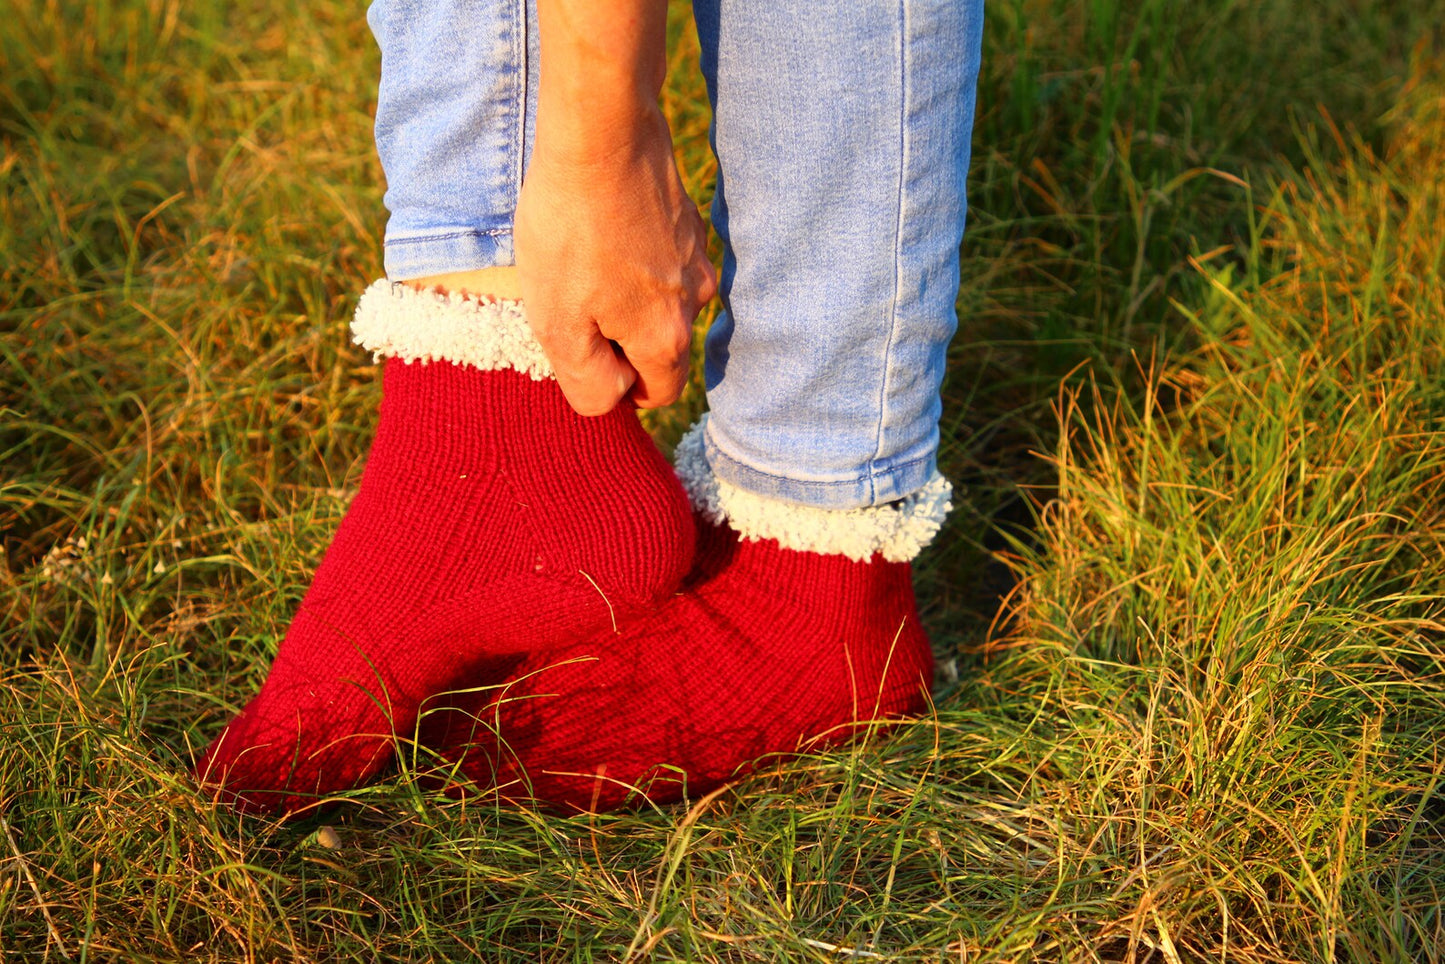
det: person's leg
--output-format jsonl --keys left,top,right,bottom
{"left": 195, "top": 0, "right": 694, "bottom": 814}
{"left": 698, "top": 0, "right": 983, "bottom": 509}
{"left": 368, "top": 0, "right": 538, "bottom": 284}
{"left": 423, "top": 0, "right": 985, "bottom": 810}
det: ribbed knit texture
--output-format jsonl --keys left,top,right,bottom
{"left": 196, "top": 357, "right": 695, "bottom": 813}
{"left": 421, "top": 514, "right": 935, "bottom": 812}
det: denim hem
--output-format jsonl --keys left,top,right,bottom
{"left": 703, "top": 425, "right": 938, "bottom": 510}
{"left": 677, "top": 419, "right": 952, "bottom": 561}
{"left": 383, "top": 229, "right": 515, "bottom": 280}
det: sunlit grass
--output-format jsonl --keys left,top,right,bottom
{"left": 3, "top": 0, "right": 1443, "bottom": 959}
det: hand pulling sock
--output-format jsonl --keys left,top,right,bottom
{"left": 422, "top": 417, "right": 950, "bottom": 811}
{"left": 195, "top": 281, "right": 695, "bottom": 814}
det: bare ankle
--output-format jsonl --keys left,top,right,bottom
{"left": 401, "top": 266, "right": 522, "bottom": 302}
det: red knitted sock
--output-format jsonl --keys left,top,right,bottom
{"left": 195, "top": 282, "right": 694, "bottom": 814}
{"left": 420, "top": 418, "right": 951, "bottom": 811}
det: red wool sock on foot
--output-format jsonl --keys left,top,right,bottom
{"left": 422, "top": 417, "right": 951, "bottom": 811}
{"left": 195, "top": 281, "right": 694, "bottom": 814}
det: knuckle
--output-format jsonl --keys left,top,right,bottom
{"left": 643, "top": 383, "right": 684, "bottom": 410}
{"left": 634, "top": 338, "right": 688, "bottom": 370}
{"left": 690, "top": 270, "right": 718, "bottom": 307}
{"left": 670, "top": 325, "right": 694, "bottom": 358}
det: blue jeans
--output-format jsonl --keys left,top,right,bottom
{"left": 368, "top": 0, "right": 984, "bottom": 510}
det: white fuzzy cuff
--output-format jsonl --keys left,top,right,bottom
{"left": 351, "top": 279, "right": 553, "bottom": 380}
{"left": 673, "top": 418, "right": 952, "bottom": 563}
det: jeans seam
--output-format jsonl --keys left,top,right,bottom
{"left": 871, "top": 0, "right": 911, "bottom": 507}
{"left": 511, "top": 0, "right": 526, "bottom": 211}
{"left": 387, "top": 229, "right": 514, "bottom": 246}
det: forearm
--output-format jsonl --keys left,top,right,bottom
{"left": 534, "top": 0, "right": 671, "bottom": 161}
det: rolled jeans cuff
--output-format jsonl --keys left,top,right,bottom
{"left": 383, "top": 229, "right": 515, "bottom": 281}
{"left": 703, "top": 419, "right": 940, "bottom": 510}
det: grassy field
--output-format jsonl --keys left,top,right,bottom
{"left": 3, "top": 0, "right": 1444, "bottom": 959}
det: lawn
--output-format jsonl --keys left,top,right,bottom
{"left": 2, "top": 0, "right": 1443, "bottom": 960}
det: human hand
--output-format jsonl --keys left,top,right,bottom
{"left": 515, "top": 104, "right": 716, "bottom": 416}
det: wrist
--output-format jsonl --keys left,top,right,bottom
{"left": 533, "top": 0, "right": 669, "bottom": 163}
{"left": 533, "top": 94, "right": 670, "bottom": 171}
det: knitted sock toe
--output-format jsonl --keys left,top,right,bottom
{"left": 195, "top": 282, "right": 694, "bottom": 814}
{"left": 421, "top": 418, "right": 948, "bottom": 811}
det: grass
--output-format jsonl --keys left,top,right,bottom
{"left": 3, "top": 0, "right": 1444, "bottom": 959}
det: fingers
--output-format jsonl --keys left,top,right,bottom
{"left": 516, "top": 227, "right": 640, "bottom": 417}
{"left": 624, "top": 313, "right": 693, "bottom": 409}
{"left": 619, "top": 242, "right": 718, "bottom": 410}
{"left": 543, "top": 326, "right": 639, "bottom": 417}
{"left": 542, "top": 273, "right": 706, "bottom": 414}
{"left": 691, "top": 217, "right": 719, "bottom": 306}
{"left": 528, "top": 250, "right": 716, "bottom": 415}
